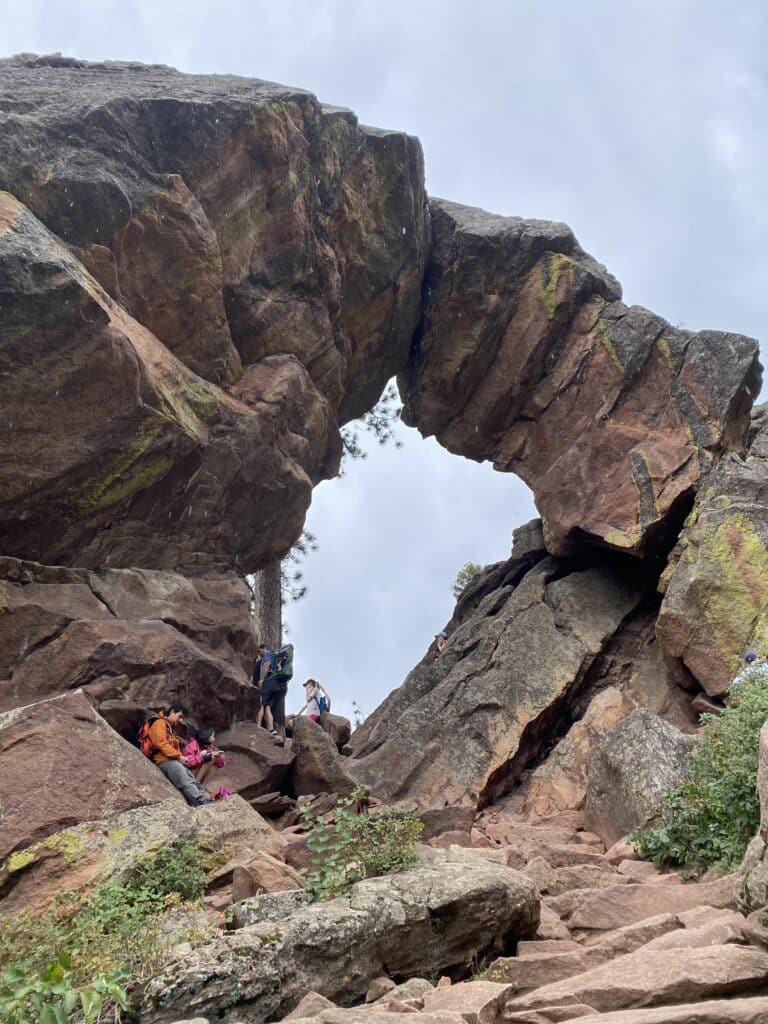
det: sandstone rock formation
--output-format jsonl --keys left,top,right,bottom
{"left": 350, "top": 522, "right": 690, "bottom": 812}
{"left": 658, "top": 411, "right": 768, "bottom": 695}
{"left": 0, "top": 556, "right": 257, "bottom": 727}
{"left": 585, "top": 710, "right": 694, "bottom": 846}
{"left": 0, "top": 690, "right": 175, "bottom": 866}
{"left": 0, "top": 56, "right": 427, "bottom": 573}
{"left": 401, "top": 199, "right": 760, "bottom": 557}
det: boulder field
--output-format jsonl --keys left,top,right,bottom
{"left": 2, "top": 54, "right": 768, "bottom": 1021}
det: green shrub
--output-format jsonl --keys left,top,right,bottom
{"left": 299, "top": 787, "right": 424, "bottom": 901}
{"left": 0, "top": 837, "right": 209, "bottom": 1023}
{"left": 632, "top": 664, "right": 768, "bottom": 875}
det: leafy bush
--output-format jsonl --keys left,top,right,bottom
{"left": 452, "top": 561, "right": 483, "bottom": 599}
{"left": 299, "top": 787, "right": 424, "bottom": 901}
{"left": 632, "top": 665, "right": 768, "bottom": 875}
{"left": 0, "top": 956, "right": 127, "bottom": 1024}
{"left": 0, "top": 837, "right": 209, "bottom": 1023}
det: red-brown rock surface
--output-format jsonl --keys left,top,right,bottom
{"left": 401, "top": 199, "right": 761, "bottom": 558}
{"left": 0, "top": 556, "right": 257, "bottom": 728}
{"left": 0, "top": 690, "right": 175, "bottom": 864}
{"left": 350, "top": 525, "right": 650, "bottom": 810}
{"left": 0, "top": 56, "right": 428, "bottom": 572}
{"left": 657, "top": 411, "right": 768, "bottom": 695}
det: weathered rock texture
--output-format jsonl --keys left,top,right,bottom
{"left": 585, "top": 710, "right": 693, "bottom": 847}
{"left": 401, "top": 199, "right": 760, "bottom": 557}
{"left": 350, "top": 521, "right": 680, "bottom": 811}
{"left": 0, "top": 56, "right": 427, "bottom": 572}
{"left": 140, "top": 854, "right": 539, "bottom": 1023}
{"left": 0, "top": 556, "right": 257, "bottom": 725}
{"left": 0, "top": 691, "right": 175, "bottom": 866}
{"left": 658, "top": 411, "right": 768, "bottom": 695}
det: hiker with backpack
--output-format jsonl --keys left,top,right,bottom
{"left": 182, "top": 727, "right": 228, "bottom": 798}
{"left": 297, "top": 679, "right": 331, "bottom": 722}
{"left": 138, "top": 703, "right": 213, "bottom": 807}
{"left": 254, "top": 642, "right": 294, "bottom": 739}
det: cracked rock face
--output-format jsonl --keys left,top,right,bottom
{"left": 350, "top": 522, "right": 650, "bottom": 810}
{"left": 0, "top": 555, "right": 257, "bottom": 728}
{"left": 657, "top": 411, "right": 768, "bottom": 695}
{"left": 400, "top": 199, "right": 761, "bottom": 557}
{"left": 0, "top": 56, "right": 427, "bottom": 572}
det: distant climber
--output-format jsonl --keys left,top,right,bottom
{"left": 432, "top": 630, "right": 449, "bottom": 659}
{"left": 732, "top": 650, "right": 766, "bottom": 690}
{"left": 296, "top": 679, "right": 331, "bottom": 722}
{"left": 253, "top": 642, "right": 276, "bottom": 730}
{"left": 139, "top": 703, "right": 213, "bottom": 807}
{"left": 182, "top": 727, "right": 226, "bottom": 797}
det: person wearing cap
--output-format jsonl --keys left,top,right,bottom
{"left": 435, "top": 630, "right": 448, "bottom": 654}
{"left": 296, "top": 679, "right": 330, "bottom": 723}
{"left": 732, "top": 650, "right": 765, "bottom": 690}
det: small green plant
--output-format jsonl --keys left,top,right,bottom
{"left": 0, "top": 837, "right": 209, "bottom": 1022}
{"left": 0, "top": 956, "right": 127, "bottom": 1024}
{"left": 632, "top": 664, "right": 768, "bottom": 875}
{"left": 299, "top": 787, "right": 424, "bottom": 901}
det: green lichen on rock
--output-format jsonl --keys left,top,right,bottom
{"left": 656, "top": 336, "right": 677, "bottom": 372}
{"left": 4, "top": 847, "right": 37, "bottom": 873}
{"left": 43, "top": 829, "right": 86, "bottom": 864}
{"left": 597, "top": 317, "right": 625, "bottom": 374}
{"left": 538, "top": 253, "right": 563, "bottom": 320}
{"left": 697, "top": 512, "right": 768, "bottom": 661}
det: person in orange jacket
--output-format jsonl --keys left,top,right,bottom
{"left": 147, "top": 703, "right": 213, "bottom": 806}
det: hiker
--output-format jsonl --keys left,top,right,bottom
{"left": 182, "top": 727, "right": 226, "bottom": 796}
{"left": 252, "top": 643, "right": 276, "bottom": 730}
{"left": 141, "top": 703, "right": 213, "bottom": 807}
{"left": 435, "top": 630, "right": 448, "bottom": 654}
{"left": 256, "top": 642, "right": 294, "bottom": 739}
{"left": 297, "top": 679, "right": 331, "bottom": 722}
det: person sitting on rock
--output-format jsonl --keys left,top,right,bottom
{"left": 182, "top": 727, "right": 226, "bottom": 796}
{"left": 296, "top": 679, "right": 329, "bottom": 723}
{"left": 147, "top": 703, "right": 213, "bottom": 807}
{"left": 435, "top": 630, "right": 448, "bottom": 654}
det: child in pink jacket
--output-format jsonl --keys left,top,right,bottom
{"left": 182, "top": 727, "right": 226, "bottom": 796}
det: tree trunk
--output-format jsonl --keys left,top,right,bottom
{"left": 250, "top": 560, "right": 283, "bottom": 650}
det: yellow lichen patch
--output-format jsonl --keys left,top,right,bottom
{"left": 656, "top": 336, "right": 676, "bottom": 372}
{"left": 43, "top": 830, "right": 86, "bottom": 864}
{"left": 538, "top": 253, "right": 563, "bottom": 320}
{"left": 107, "top": 828, "right": 129, "bottom": 845}
{"left": 697, "top": 512, "right": 768, "bottom": 661}
{"left": 603, "top": 526, "right": 640, "bottom": 550}
{"left": 4, "top": 847, "right": 37, "bottom": 873}
{"left": 597, "top": 319, "right": 625, "bottom": 374}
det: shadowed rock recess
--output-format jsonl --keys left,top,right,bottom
{"left": 2, "top": 55, "right": 768, "bottom": 1023}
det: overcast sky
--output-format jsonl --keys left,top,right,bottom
{"left": 2, "top": 1, "right": 765, "bottom": 721}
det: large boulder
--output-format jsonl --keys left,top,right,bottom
{"left": 1, "top": 792, "right": 283, "bottom": 914}
{"left": 585, "top": 710, "right": 693, "bottom": 847}
{"left": 291, "top": 716, "right": 360, "bottom": 797}
{"left": 514, "top": 609, "right": 696, "bottom": 821}
{"left": 139, "top": 853, "right": 539, "bottom": 1023}
{"left": 400, "top": 198, "right": 760, "bottom": 558}
{"left": 350, "top": 535, "right": 648, "bottom": 811}
{"left": 0, "top": 56, "right": 428, "bottom": 572}
{"left": 658, "top": 414, "right": 768, "bottom": 696}
{"left": 215, "top": 723, "right": 295, "bottom": 800}
{"left": 0, "top": 690, "right": 175, "bottom": 866}
{"left": 0, "top": 556, "right": 258, "bottom": 726}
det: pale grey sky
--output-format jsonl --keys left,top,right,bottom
{"left": 2, "top": 1, "right": 765, "bottom": 720}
